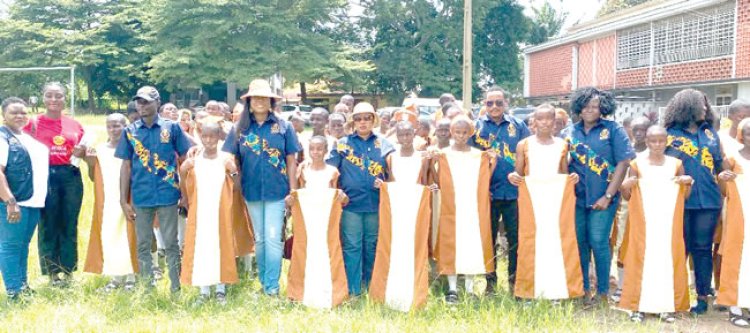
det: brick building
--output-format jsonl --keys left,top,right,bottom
{"left": 523, "top": 0, "right": 750, "bottom": 120}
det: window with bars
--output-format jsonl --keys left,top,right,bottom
{"left": 617, "top": 2, "right": 735, "bottom": 70}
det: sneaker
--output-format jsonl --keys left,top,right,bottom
{"left": 123, "top": 281, "right": 136, "bottom": 292}
{"left": 690, "top": 299, "right": 709, "bottom": 315}
{"left": 50, "top": 274, "right": 65, "bottom": 288}
{"left": 445, "top": 291, "right": 459, "bottom": 305}
{"left": 730, "top": 314, "right": 750, "bottom": 328}
{"left": 6, "top": 292, "right": 20, "bottom": 303}
{"left": 153, "top": 267, "right": 164, "bottom": 281}
{"left": 630, "top": 311, "right": 645, "bottom": 323}
{"left": 484, "top": 282, "right": 496, "bottom": 296}
{"left": 610, "top": 288, "right": 622, "bottom": 303}
{"left": 659, "top": 312, "right": 676, "bottom": 323}
{"left": 216, "top": 292, "right": 227, "bottom": 306}
{"left": 102, "top": 280, "right": 120, "bottom": 293}
{"left": 195, "top": 294, "right": 209, "bottom": 306}
{"left": 20, "top": 285, "right": 35, "bottom": 297}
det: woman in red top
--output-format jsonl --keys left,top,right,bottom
{"left": 24, "top": 82, "right": 87, "bottom": 287}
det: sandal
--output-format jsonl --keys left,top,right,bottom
{"left": 102, "top": 280, "right": 120, "bottom": 293}
{"left": 610, "top": 288, "right": 622, "bottom": 303}
{"left": 730, "top": 314, "right": 750, "bottom": 328}
{"left": 445, "top": 291, "right": 459, "bottom": 305}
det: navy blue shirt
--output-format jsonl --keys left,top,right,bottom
{"left": 470, "top": 114, "right": 530, "bottom": 200}
{"left": 223, "top": 114, "right": 301, "bottom": 202}
{"left": 563, "top": 119, "right": 635, "bottom": 208}
{"left": 115, "top": 118, "right": 193, "bottom": 208}
{"left": 666, "top": 123, "right": 723, "bottom": 209}
{"left": 326, "top": 133, "right": 395, "bottom": 213}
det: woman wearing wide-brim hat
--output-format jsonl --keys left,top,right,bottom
{"left": 326, "top": 102, "right": 395, "bottom": 296}
{"left": 222, "top": 79, "right": 301, "bottom": 296}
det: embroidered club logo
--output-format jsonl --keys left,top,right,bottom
{"left": 704, "top": 129, "right": 715, "bottom": 141}
{"left": 508, "top": 123, "right": 516, "bottom": 137}
{"left": 160, "top": 129, "right": 170, "bottom": 143}
{"left": 53, "top": 135, "right": 66, "bottom": 146}
{"left": 600, "top": 129, "right": 609, "bottom": 140}
{"left": 271, "top": 123, "right": 280, "bottom": 134}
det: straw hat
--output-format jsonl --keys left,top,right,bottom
{"left": 392, "top": 108, "right": 418, "bottom": 127}
{"left": 350, "top": 102, "right": 379, "bottom": 127}
{"left": 240, "top": 79, "right": 281, "bottom": 100}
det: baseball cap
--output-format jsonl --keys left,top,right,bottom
{"left": 133, "top": 86, "right": 160, "bottom": 102}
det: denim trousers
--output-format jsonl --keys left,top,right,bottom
{"left": 575, "top": 204, "right": 618, "bottom": 294}
{"left": 340, "top": 210, "right": 379, "bottom": 296}
{"left": 245, "top": 200, "right": 285, "bottom": 295}
{"left": 684, "top": 208, "right": 720, "bottom": 297}
{"left": 135, "top": 205, "right": 181, "bottom": 291}
{"left": 0, "top": 205, "right": 40, "bottom": 295}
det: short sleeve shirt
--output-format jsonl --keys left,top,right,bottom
{"left": 115, "top": 118, "right": 193, "bottom": 208}
{"left": 665, "top": 123, "right": 723, "bottom": 209}
{"left": 222, "top": 114, "right": 301, "bottom": 202}
{"left": 23, "top": 115, "right": 85, "bottom": 166}
{"left": 0, "top": 131, "right": 49, "bottom": 208}
{"left": 563, "top": 119, "right": 635, "bottom": 207}
{"left": 326, "top": 133, "right": 395, "bottom": 213}
{"left": 470, "top": 114, "right": 531, "bottom": 200}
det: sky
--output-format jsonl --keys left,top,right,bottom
{"left": 520, "top": 0, "right": 605, "bottom": 31}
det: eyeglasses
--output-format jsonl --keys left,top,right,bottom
{"left": 353, "top": 115, "right": 374, "bottom": 122}
{"left": 485, "top": 100, "right": 505, "bottom": 107}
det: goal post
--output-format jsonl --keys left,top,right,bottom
{"left": 0, "top": 66, "right": 76, "bottom": 115}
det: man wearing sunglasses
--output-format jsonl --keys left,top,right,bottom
{"left": 470, "top": 86, "right": 530, "bottom": 295}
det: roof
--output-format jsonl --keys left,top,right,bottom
{"left": 524, "top": 0, "right": 725, "bottom": 54}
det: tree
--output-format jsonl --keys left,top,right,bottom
{"left": 527, "top": 1, "right": 567, "bottom": 45}
{"left": 145, "top": 0, "right": 372, "bottom": 96}
{"left": 0, "top": 0, "right": 152, "bottom": 112}
{"left": 597, "top": 0, "right": 650, "bottom": 17}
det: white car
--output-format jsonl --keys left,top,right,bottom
{"left": 280, "top": 105, "right": 312, "bottom": 123}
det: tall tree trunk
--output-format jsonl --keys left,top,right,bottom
{"left": 83, "top": 67, "right": 95, "bottom": 112}
{"left": 300, "top": 81, "right": 307, "bottom": 105}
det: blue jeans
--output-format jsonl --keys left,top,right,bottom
{"left": 340, "top": 210, "right": 379, "bottom": 296}
{"left": 245, "top": 200, "right": 285, "bottom": 295}
{"left": 684, "top": 208, "right": 720, "bottom": 297}
{"left": 575, "top": 204, "right": 617, "bottom": 295}
{"left": 0, "top": 205, "right": 40, "bottom": 295}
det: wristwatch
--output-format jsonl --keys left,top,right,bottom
{"left": 604, "top": 193, "right": 614, "bottom": 200}
{"left": 5, "top": 197, "right": 17, "bottom": 206}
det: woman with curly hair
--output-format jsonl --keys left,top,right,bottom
{"left": 562, "top": 87, "right": 635, "bottom": 307}
{"left": 663, "top": 88, "right": 725, "bottom": 315}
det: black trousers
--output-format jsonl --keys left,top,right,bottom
{"left": 39, "top": 165, "right": 83, "bottom": 275}
{"left": 487, "top": 199, "right": 518, "bottom": 288}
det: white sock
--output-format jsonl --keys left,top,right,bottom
{"left": 448, "top": 275, "right": 458, "bottom": 292}
{"left": 465, "top": 275, "right": 474, "bottom": 293}
{"left": 730, "top": 306, "right": 743, "bottom": 316}
{"left": 151, "top": 251, "right": 158, "bottom": 267}
{"left": 617, "top": 267, "right": 624, "bottom": 290}
{"left": 200, "top": 286, "right": 211, "bottom": 296}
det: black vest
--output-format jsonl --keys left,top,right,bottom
{"left": 0, "top": 126, "right": 33, "bottom": 202}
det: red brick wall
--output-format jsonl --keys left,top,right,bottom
{"left": 653, "top": 58, "right": 732, "bottom": 85}
{"left": 528, "top": 44, "right": 573, "bottom": 97}
{"left": 576, "top": 35, "right": 616, "bottom": 90}
{"left": 615, "top": 68, "right": 649, "bottom": 88}
{"left": 737, "top": 0, "right": 750, "bottom": 78}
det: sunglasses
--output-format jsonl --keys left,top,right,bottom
{"left": 353, "top": 115, "right": 374, "bottom": 122}
{"left": 485, "top": 100, "right": 505, "bottom": 107}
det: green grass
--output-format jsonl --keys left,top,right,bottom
{"left": 0, "top": 115, "right": 712, "bottom": 332}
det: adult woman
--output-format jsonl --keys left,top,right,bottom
{"left": 0, "top": 98, "right": 49, "bottom": 299}
{"left": 24, "top": 83, "right": 87, "bottom": 286}
{"left": 563, "top": 87, "right": 634, "bottom": 306}
{"left": 222, "top": 79, "right": 300, "bottom": 296}
{"left": 326, "top": 102, "right": 395, "bottom": 296}
{"left": 663, "top": 89, "right": 724, "bottom": 314}
{"left": 178, "top": 109, "right": 194, "bottom": 134}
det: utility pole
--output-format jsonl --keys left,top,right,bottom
{"left": 462, "top": 0, "right": 472, "bottom": 111}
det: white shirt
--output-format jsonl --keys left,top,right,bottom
{"left": 0, "top": 131, "right": 49, "bottom": 208}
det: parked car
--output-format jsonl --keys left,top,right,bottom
{"left": 280, "top": 104, "right": 313, "bottom": 123}
{"left": 510, "top": 107, "right": 535, "bottom": 123}
{"left": 401, "top": 98, "right": 463, "bottom": 117}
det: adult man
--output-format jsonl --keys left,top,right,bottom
{"left": 470, "top": 86, "right": 530, "bottom": 295}
{"left": 159, "top": 103, "right": 178, "bottom": 121}
{"left": 116, "top": 86, "right": 193, "bottom": 293}
{"left": 439, "top": 93, "right": 456, "bottom": 107}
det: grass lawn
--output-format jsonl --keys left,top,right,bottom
{"left": 0, "top": 114, "right": 735, "bottom": 332}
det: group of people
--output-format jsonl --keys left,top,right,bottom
{"left": 2, "top": 80, "right": 750, "bottom": 327}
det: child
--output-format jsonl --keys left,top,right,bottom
{"left": 434, "top": 116, "right": 496, "bottom": 304}
{"left": 416, "top": 117, "right": 433, "bottom": 149}
{"left": 434, "top": 118, "right": 451, "bottom": 149}
{"left": 507, "top": 104, "right": 582, "bottom": 301}
{"left": 287, "top": 136, "right": 349, "bottom": 308}
{"left": 717, "top": 119, "right": 750, "bottom": 328}
{"left": 327, "top": 112, "right": 347, "bottom": 146}
{"left": 179, "top": 122, "right": 241, "bottom": 305}
{"left": 371, "top": 121, "right": 433, "bottom": 311}
{"left": 83, "top": 113, "right": 138, "bottom": 292}
{"left": 619, "top": 125, "right": 693, "bottom": 323}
